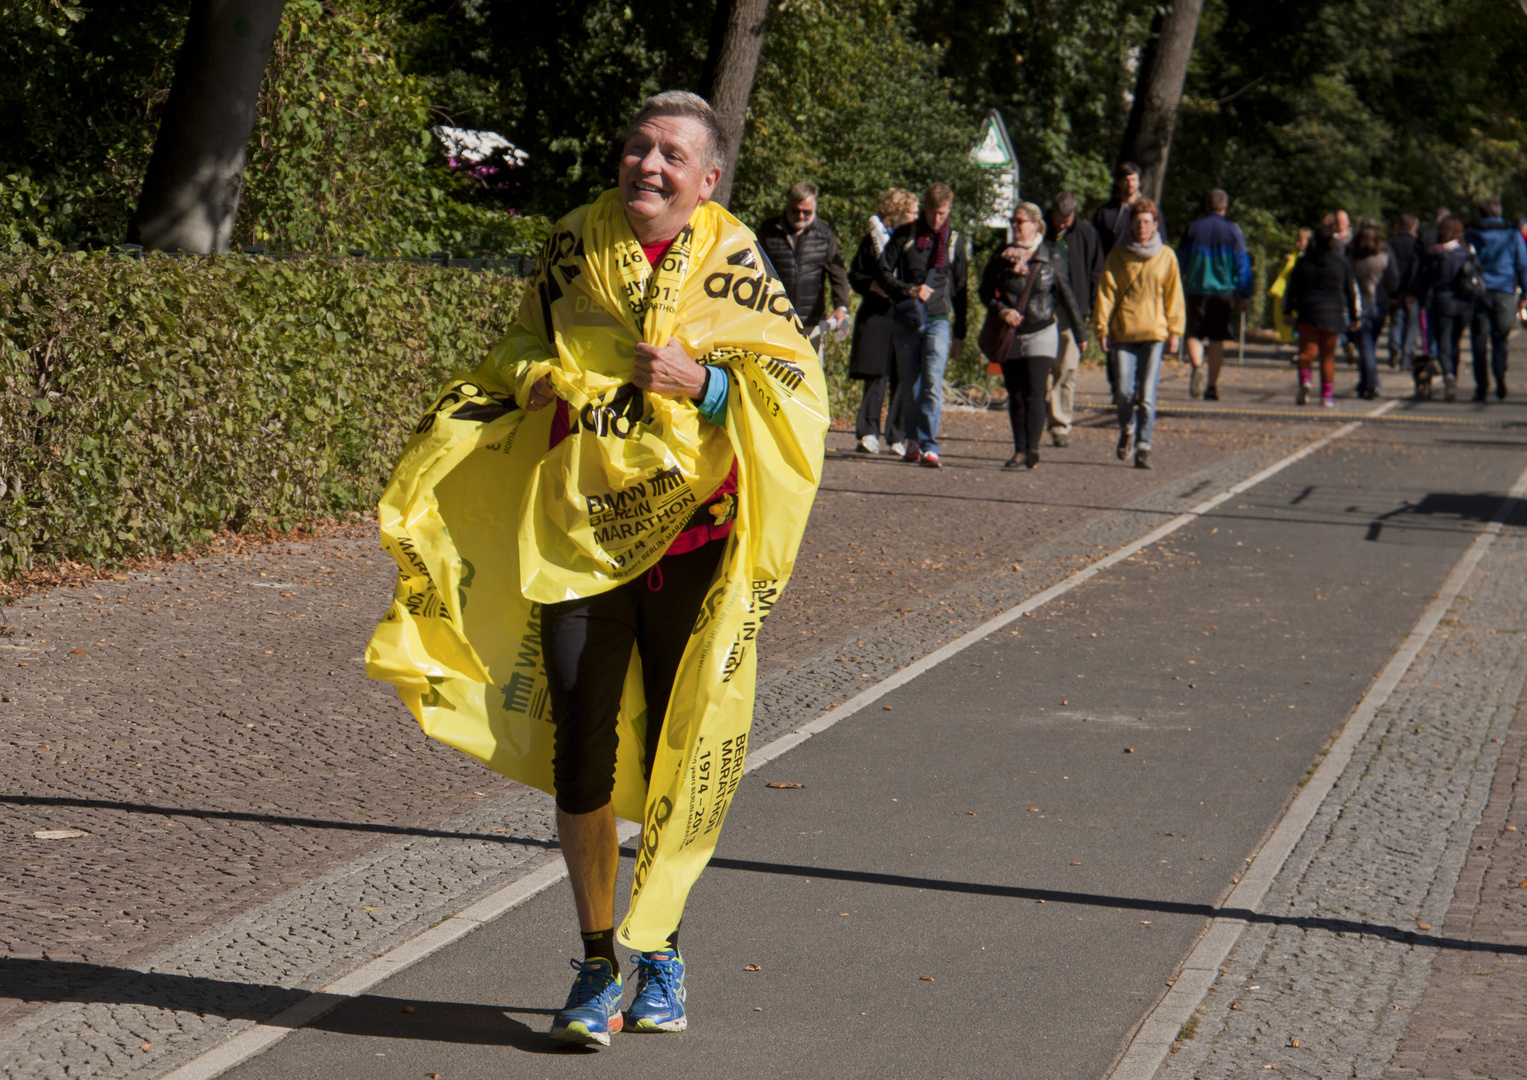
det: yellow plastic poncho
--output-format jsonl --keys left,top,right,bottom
{"left": 1268, "top": 252, "right": 1298, "bottom": 343}
{"left": 365, "top": 190, "right": 828, "bottom": 949}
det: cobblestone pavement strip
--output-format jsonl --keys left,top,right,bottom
{"left": 0, "top": 364, "right": 1458, "bottom": 1078}
{"left": 1156, "top": 472, "right": 1527, "bottom": 1078}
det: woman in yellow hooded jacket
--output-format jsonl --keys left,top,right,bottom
{"left": 1091, "top": 199, "right": 1185, "bottom": 469}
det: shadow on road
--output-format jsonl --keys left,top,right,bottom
{"left": 6, "top": 848, "right": 1524, "bottom": 1031}
{"left": 1365, "top": 492, "right": 1516, "bottom": 541}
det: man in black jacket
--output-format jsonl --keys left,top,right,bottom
{"left": 1046, "top": 191, "right": 1104, "bottom": 447}
{"left": 1387, "top": 214, "right": 1422, "bottom": 367}
{"left": 1092, "top": 162, "right": 1167, "bottom": 252}
{"left": 756, "top": 182, "right": 851, "bottom": 353}
{"left": 875, "top": 181, "right": 969, "bottom": 468}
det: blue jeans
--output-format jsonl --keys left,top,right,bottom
{"left": 1114, "top": 341, "right": 1165, "bottom": 450}
{"left": 893, "top": 316, "right": 952, "bottom": 455}
{"left": 1470, "top": 290, "right": 1515, "bottom": 393}
{"left": 1389, "top": 299, "right": 1419, "bottom": 363}
{"left": 1356, "top": 307, "right": 1385, "bottom": 394}
{"left": 1427, "top": 300, "right": 1467, "bottom": 380}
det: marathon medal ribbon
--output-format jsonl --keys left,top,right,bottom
{"left": 365, "top": 190, "right": 828, "bottom": 949}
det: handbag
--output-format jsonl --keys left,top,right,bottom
{"left": 893, "top": 295, "right": 928, "bottom": 331}
{"left": 978, "top": 254, "right": 1041, "bottom": 365}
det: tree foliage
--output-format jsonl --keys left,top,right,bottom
{"left": 729, "top": 0, "right": 992, "bottom": 237}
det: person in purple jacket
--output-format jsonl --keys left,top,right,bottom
{"left": 1176, "top": 189, "right": 1254, "bottom": 401}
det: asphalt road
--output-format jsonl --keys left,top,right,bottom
{"left": 214, "top": 400, "right": 1527, "bottom": 1080}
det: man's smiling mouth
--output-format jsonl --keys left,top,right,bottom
{"left": 633, "top": 181, "right": 666, "bottom": 196}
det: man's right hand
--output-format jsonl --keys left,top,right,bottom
{"left": 912, "top": 284, "right": 934, "bottom": 302}
{"left": 524, "top": 376, "right": 555, "bottom": 411}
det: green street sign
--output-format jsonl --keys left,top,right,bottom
{"left": 972, "top": 109, "right": 1019, "bottom": 227}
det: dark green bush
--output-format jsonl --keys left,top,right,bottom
{"left": 0, "top": 251, "right": 523, "bottom": 576}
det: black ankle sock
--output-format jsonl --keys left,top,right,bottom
{"left": 581, "top": 928, "right": 618, "bottom": 976}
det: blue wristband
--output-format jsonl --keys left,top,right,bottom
{"left": 695, "top": 365, "right": 729, "bottom": 427}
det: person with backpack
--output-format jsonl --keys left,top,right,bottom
{"left": 1411, "top": 215, "right": 1477, "bottom": 401}
{"left": 875, "top": 182, "right": 969, "bottom": 469}
{"left": 1465, "top": 197, "right": 1527, "bottom": 401}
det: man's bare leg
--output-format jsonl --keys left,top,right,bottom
{"left": 1186, "top": 336, "right": 1206, "bottom": 397}
{"left": 558, "top": 803, "right": 618, "bottom": 932}
{"left": 1207, "top": 340, "right": 1225, "bottom": 393}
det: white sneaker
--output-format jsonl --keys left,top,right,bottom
{"left": 857, "top": 434, "right": 880, "bottom": 454}
{"left": 889, "top": 441, "right": 906, "bottom": 458}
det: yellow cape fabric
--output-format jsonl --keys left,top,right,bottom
{"left": 365, "top": 190, "right": 828, "bottom": 949}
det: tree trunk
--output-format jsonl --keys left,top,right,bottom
{"left": 1118, "top": 0, "right": 1205, "bottom": 206}
{"left": 698, "top": 0, "right": 769, "bottom": 210}
{"left": 128, "top": 0, "right": 287, "bottom": 254}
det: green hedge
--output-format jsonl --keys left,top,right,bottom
{"left": 0, "top": 251, "right": 523, "bottom": 577}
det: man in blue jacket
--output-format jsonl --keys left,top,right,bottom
{"left": 1466, "top": 197, "right": 1527, "bottom": 401}
{"left": 1177, "top": 189, "right": 1254, "bottom": 401}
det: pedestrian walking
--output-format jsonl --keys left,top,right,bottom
{"left": 876, "top": 181, "right": 969, "bottom": 469}
{"left": 1283, "top": 223, "right": 1359, "bottom": 407}
{"left": 1045, "top": 190, "right": 1105, "bottom": 447}
{"left": 1267, "top": 227, "right": 1313, "bottom": 345}
{"left": 1412, "top": 215, "right": 1475, "bottom": 401}
{"left": 367, "top": 90, "right": 827, "bottom": 1048}
{"left": 1092, "top": 162, "right": 1168, "bottom": 252}
{"left": 849, "top": 188, "right": 918, "bottom": 454}
{"left": 1092, "top": 199, "right": 1184, "bottom": 470}
{"left": 1387, "top": 215, "right": 1423, "bottom": 369}
{"left": 1350, "top": 222, "right": 1399, "bottom": 399}
{"left": 756, "top": 181, "right": 851, "bottom": 355}
{"left": 1177, "top": 188, "right": 1253, "bottom": 401}
{"left": 1465, "top": 197, "right": 1527, "bottom": 400}
{"left": 979, "top": 201, "right": 1088, "bottom": 469}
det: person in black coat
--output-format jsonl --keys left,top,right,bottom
{"left": 979, "top": 201, "right": 1088, "bottom": 469}
{"left": 1045, "top": 191, "right": 1104, "bottom": 446}
{"left": 848, "top": 188, "right": 918, "bottom": 453}
{"left": 1386, "top": 214, "right": 1422, "bottom": 368}
{"left": 1283, "top": 223, "right": 1359, "bottom": 406}
{"left": 1091, "top": 162, "right": 1167, "bottom": 252}
{"left": 756, "top": 181, "right": 851, "bottom": 348}
{"left": 1410, "top": 215, "right": 1473, "bottom": 401}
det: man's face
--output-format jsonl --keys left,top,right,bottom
{"left": 1132, "top": 211, "right": 1157, "bottom": 243}
{"left": 1124, "top": 172, "right": 1141, "bottom": 199}
{"left": 618, "top": 116, "right": 721, "bottom": 240}
{"left": 1335, "top": 210, "right": 1351, "bottom": 236}
{"left": 786, "top": 196, "right": 816, "bottom": 234}
{"left": 924, "top": 201, "right": 951, "bottom": 230}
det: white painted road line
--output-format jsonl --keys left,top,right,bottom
{"left": 157, "top": 402, "right": 1393, "bottom": 1080}
{"left": 1104, "top": 447, "right": 1527, "bottom": 1080}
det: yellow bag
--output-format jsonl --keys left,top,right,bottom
{"left": 1268, "top": 252, "right": 1297, "bottom": 343}
{"left": 365, "top": 190, "right": 828, "bottom": 949}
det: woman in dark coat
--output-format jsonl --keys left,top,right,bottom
{"left": 849, "top": 188, "right": 918, "bottom": 454}
{"left": 1282, "top": 223, "right": 1359, "bottom": 407}
{"left": 1410, "top": 215, "right": 1472, "bottom": 401}
{"left": 979, "top": 201, "right": 1087, "bottom": 469}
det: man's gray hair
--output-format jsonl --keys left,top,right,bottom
{"left": 627, "top": 90, "right": 727, "bottom": 172}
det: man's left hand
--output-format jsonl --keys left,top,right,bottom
{"left": 633, "top": 337, "right": 707, "bottom": 398}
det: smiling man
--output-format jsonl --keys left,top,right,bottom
{"left": 368, "top": 90, "right": 827, "bottom": 1052}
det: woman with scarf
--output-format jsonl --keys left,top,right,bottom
{"left": 979, "top": 201, "right": 1087, "bottom": 469}
{"left": 1410, "top": 215, "right": 1473, "bottom": 401}
{"left": 1092, "top": 199, "right": 1184, "bottom": 470}
{"left": 849, "top": 188, "right": 918, "bottom": 454}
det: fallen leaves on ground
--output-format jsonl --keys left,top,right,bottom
{"left": 745, "top": 964, "right": 761, "bottom": 971}
{"left": 765, "top": 781, "right": 805, "bottom": 789}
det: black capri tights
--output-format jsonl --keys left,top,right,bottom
{"left": 1001, "top": 355, "right": 1054, "bottom": 455}
{"left": 542, "top": 540, "right": 724, "bottom": 815}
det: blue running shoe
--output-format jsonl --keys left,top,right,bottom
{"left": 625, "top": 949, "right": 687, "bottom": 1032}
{"left": 550, "top": 958, "right": 623, "bottom": 1046}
